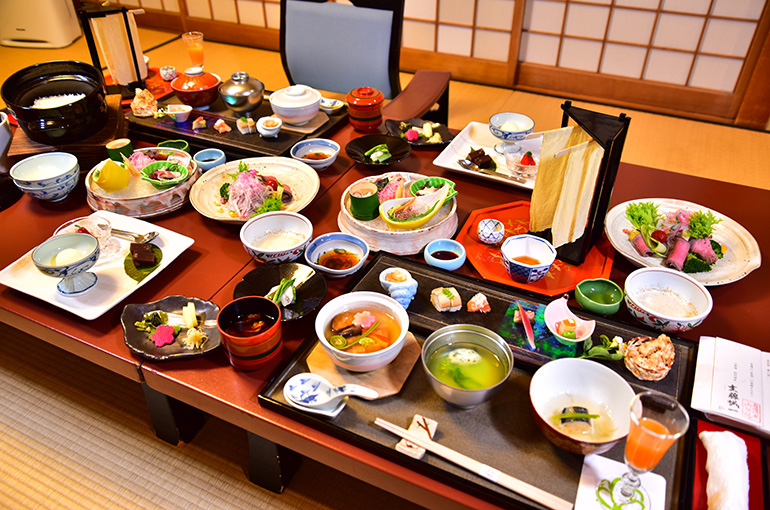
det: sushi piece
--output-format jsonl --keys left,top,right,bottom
{"left": 467, "top": 293, "right": 491, "bottom": 313}
{"left": 236, "top": 117, "right": 256, "bottom": 134}
{"left": 191, "top": 116, "right": 207, "bottom": 131}
{"left": 213, "top": 118, "right": 232, "bottom": 133}
{"left": 430, "top": 287, "right": 462, "bottom": 312}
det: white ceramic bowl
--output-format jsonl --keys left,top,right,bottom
{"left": 624, "top": 266, "right": 713, "bottom": 333}
{"left": 315, "top": 291, "right": 408, "bottom": 372}
{"left": 165, "top": 104, "right": 192, "bottom": 123}
{"left": 423, "top": 238, "right": 466, "bottom": 271}
{"left": 31, "top": 233, "right": 100, "bottom": 295}
{"left": 304, "top": 232, "right": 369, "bottom": 278}
{"left": 530, "top": 358, "right": 635, "bottom": 455}
{"left": 240, "top": 211, "right": 313, "bottom": 264}
{"left": 257, "top": 116, "right": 282, "bottom": 137}
{"left": 290, "top": 138, "right": 340, "bottom": 171}
{"left": 269, "top": 84, "right": 321, "bottom": 125}
{"left": 14, "top": 171, "right": 79, "bottom": 201}
{"left": 500, "top": 234, "right": 556, "bottom": 283}
{"left": 10, "top": 152, "right": 79, "bottom": 187}
{"left": 489, "top": 112, "right": 535, "bottom": 142}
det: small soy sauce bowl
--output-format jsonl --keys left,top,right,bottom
{"left": 423, "top": 238, "right": 466, "bottom": 271}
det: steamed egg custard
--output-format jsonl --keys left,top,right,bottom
{"left": 549, "top": 395, "right": 618, "bottom": 442}
{"left": 427, "top": 343, "right": 507, "bottom": 390}
{"left": 53, "top": 248, "right": 87, "bottom": 266}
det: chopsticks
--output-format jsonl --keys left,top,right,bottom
{"left": 374, "top": 418, "right": 573, "bottom": 510}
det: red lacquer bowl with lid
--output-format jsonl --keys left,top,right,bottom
{"left": 171, "top": 67, "right": 221, "bottom": 108}
{"left": 346, "top": 86, "right": 384, "bottom": 132}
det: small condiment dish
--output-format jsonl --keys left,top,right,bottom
{"left": 500, "top": 234, "right": 556, "bottom": 283}
{"left": 544, "top": 295, "right": 596, "bottom": 344}
{"left": 624, "top": 266, "right": 712, "bottom": 333}
{"left": 423, "top": 238, "right": 466, "bottom": 271}
{"left": 164, "top": 104, "right": 192, "bottom": 123}
{"left": 304, "top": 232, "right": 369, "bottom": 278}
{"left": 477, "top": 218, "right": 505, "bottom": 245}
{"left": 290, "top": 138, "right": 340, "bottom": 171}
{"left": 240, "top": 211, "right": 313, "bottom": 264}
{"left": 257, "top": 116, "right": 282, "bottom": 137}
{"left": 575, "top": 278, "right": 624, "bottom": 315}
{"left": 193, "top": 148, "right": 226, "bottom": 171}
{"left": 158, "top": 139, "right": 190, "bottom": 153}
{"left": 319, "top": 97, "right": 344, "bottom": 114}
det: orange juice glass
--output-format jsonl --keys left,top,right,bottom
{"left": 182, "top": 31, "right": 204, "bottom": 67}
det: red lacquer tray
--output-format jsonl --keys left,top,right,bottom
{"left": 692, "top": 420, "right": 763, "bottom": 509}
{"left": 456, "top": 201, "right": 614, "bottom": 296}
{"left": 105, "top": 67, "right": 174, "bottom": 105}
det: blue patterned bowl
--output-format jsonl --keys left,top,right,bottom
{"left": 489, "top": 112, "right": 534, "bottom": 142}
{"left": 32, "top": 233, "right": 100, "bottom": 295}
{"left": 10, "top": 152, "right": 79, "bottom": 187}
{"left": 500, "top": 234, "right": 556, "bottom": 283}
{"left": 14, "top": 170, "right": 79, "bottom": 201}
{"left": 304, "top": 232, "right": 369, "bottom": 278}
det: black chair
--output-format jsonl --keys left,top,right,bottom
{"left": 279, "top": 0, "right": 450, "bottom": 124}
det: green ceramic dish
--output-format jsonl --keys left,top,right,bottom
{"left": 140, "top": 160, "right": 190, "bottom": 190}
{"left": 575, "top": 278, "right": 624, "bottom": 315}
{"left": 409, "top": 176, "right": 457, "bottom": 205}
{"left": 158, "top": 139, "right": 190, "bottom": 153}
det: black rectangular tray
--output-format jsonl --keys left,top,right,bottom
{"left": 258, "top": 252, "right": 697, "bottom": 509}
{"left": 127, "top": 96, "right": 348, "bottom": 158}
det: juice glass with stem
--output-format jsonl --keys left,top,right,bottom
{"left": 182, "top": 31, "right": 204, "bottom": 68}
{"left": 602, "top": 390, "right": 689, "bottom": 508}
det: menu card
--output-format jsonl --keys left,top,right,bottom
{"left": 691, "top": 336, "right": 770, "bottom": 438}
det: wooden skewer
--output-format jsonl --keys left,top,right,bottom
{"left": 374, "top": 418, "right": 573, "bottom": 510}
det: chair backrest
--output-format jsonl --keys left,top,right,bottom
{"left": 279, "top": 0, "right": 404, "bottom": 99}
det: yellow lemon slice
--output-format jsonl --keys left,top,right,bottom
{"left": 379, "top": 184, "right": 450, "bottom": 230}
{"left": 94, "top": 159, "right": 129, "bottom": 193}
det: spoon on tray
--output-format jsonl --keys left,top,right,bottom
{"left": 285, "top": 372, "right": 378, "bottom": 408}
{"left": 112, "top": 229, "right": 159, "bottom": 244}
{"left": 457, "top": 158, "right": 526, "bottom": 183}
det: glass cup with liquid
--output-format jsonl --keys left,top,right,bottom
{"left": 182, "top": 31, "right": 205, "bottom": 68}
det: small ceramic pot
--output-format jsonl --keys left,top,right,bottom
{"left": 477, "top": 218, "right": 505, "bottom": 245}
{"left": 217, "top": 296, "right": 282, "bottom": 370}
{"left": 346, "top": 86, "right": 384, "bottom": 132}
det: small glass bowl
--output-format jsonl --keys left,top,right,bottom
{"left": 54, "top": 216, "right": 112, "bottom": 251}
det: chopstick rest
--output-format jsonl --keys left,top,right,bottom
{"left": 375, "top": 417, "right": 573, "bottom": 510}
{"left": 395, "top": 414, "right": 438, "bottom": 460}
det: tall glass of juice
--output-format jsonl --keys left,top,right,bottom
{"left": 182, "top": 31, "right": 204, "bottom": 67}
{"left": 605, "top": 391, "right": 689, "bottom": 508}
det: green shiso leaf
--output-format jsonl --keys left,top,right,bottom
{"left": 124, "top": 244, "right": 163, "bottom": 283}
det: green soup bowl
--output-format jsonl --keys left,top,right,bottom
{"left": 575, "top": 278, "right": 624, "bottom": 315}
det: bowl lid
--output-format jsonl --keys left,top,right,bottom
{"left": 172, "top": 67, "right": 220, "bottom": 91}
{"left": 270, "top": 85, "right": 321, "bottom": 108}
{"left": 346, "top": 87, "right": 384, "bottom": 107}
{"left": 220, "top": 72, "right": 265, "bottom": 97}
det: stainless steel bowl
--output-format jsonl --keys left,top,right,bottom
{"left": 421, "top": 324, "right": 514, "bottom": 409}
{"left": 219, "top": 72, "right": 264, "bottom": 115}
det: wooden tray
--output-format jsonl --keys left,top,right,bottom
{"left": 456, "top": 201, "right": 614, "bottom": 297}
{"left": 259, "top": 252, "right": 697, "bottom": 510}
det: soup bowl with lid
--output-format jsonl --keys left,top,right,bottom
{"left": 421, "top": 324, "right": 514, "bottom": 409}
{"left": 269, "top": 84, "right": 321, "bottom": 125}
{"left": 624, "top": 266, "right": 712, "bottom": 333}
{"left": 240, "top": 211, "right": 313, "bottom": 264}
{"left": 315, "top": 291, "right": 409, "bottom": 372}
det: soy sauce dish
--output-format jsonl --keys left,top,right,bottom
{"left": 423, "top": 238, "right": 466, "bottom": 271}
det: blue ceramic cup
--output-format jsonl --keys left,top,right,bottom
{"left": 193, "top": 148, "right": 226, "bottom": 171}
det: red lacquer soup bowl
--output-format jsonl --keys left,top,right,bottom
{"left": 217, "top": 296, "right": 282, "bottom": 370}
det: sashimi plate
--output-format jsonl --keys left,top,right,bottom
{"left": 605, "top": 198, "right": 761, "bottom": 286}
{"left": 0, "top": 211, "right": 194, "bottom": 320}
{"left": 189, "top": 156, "right": 320, "bottom": 224}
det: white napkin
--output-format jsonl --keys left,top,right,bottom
{"left": 574, "top": 455, "right": 666, "bottom": 509}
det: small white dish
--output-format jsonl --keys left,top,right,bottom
{"left": 320, "top": 97, "right": 344, "bottom": 114}
{"left": 544, "top": 295, "right": 596, "bottom": 344}
{"left": 283, "top": 376, "right": 347, "bottom": 418}
{"left": 257, "top": 116, "right": 282, "bottom": 137}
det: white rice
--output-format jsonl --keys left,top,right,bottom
{"left": 31, "top": 93, "right": 85, "bottom": 109}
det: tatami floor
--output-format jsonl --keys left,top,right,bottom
{"left": 0, "top": 27, "right": 769, "bottom": 510}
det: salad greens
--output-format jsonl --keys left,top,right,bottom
{"left": 625, "top": 201, "right": 666, "bottom": 254}
{"left": 580, "top": 334, "right": 624, "bottom": 361}
{"left": 687, "top": 210, "right": 721, "bottom": 239}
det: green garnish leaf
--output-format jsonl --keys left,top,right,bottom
{"left": 123, "top": 244, "right": 163, "bottom": 283}
{"left": 219, "top": 182, "right": 231, "bottom": 200}
{"left": 552, "top": 411, "right": 600, "bottom": 421}
{"left": 441, "top": 288, "right": 454, "bottom": 299}
{"left": 332, "top": 321, "right": 380, "bottom": 350}
{"left": 688, "top": 210, "right": 721, "bottom": 239}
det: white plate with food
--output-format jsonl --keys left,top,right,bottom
{"left": 0, "top": 211, "right": 194, "bottom": 320}
{"left": 605, "top": 198, "right": 761, "bottom": 286}
{"left": 189, "top": 156, "right": 320, "bottom": 224}
{"left": 85, "top": 147, "right": 200, "bottom": 219}
{"left": 337, "top": 172, "right": 458, "bottom": 255}
{"left": 433, "top": 121, "right": 540, "bottom": 190}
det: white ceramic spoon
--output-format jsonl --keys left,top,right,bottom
{"left": 284, "top": 372, "right": 378, "bottom": 408}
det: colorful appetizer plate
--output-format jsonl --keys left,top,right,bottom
{"left": 605, "top": 198, "right": 761, "bottom": 286}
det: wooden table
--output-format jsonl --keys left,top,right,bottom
{"left": 1, "top": 121, "right": 768, "bottom": 509}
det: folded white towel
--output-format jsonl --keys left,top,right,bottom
{"left": 699, "top": 431, "right": 749, "bottom": 510}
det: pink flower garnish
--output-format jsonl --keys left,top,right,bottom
{"left": 150, "top": 324, "right": 176, "bottom": 347}
{"left": 352, "top": 311, "right": 376, "bottom": 329}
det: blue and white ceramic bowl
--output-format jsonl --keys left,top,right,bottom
{"left": 240, "top": 211, "right": 313, "bottom": 264}
{"left": 10, "top": 152, "right": 79, "bottom": 188}
{"left": 423, "top": 238, "right": 466, "bottom": 271}
{"left": 304, "top": 232, "right": 369, "bottom": 278}
{"left": 290, "top": 138, "right": 340, "bottom": 171}
{"left": 477, "top": 218, "right": 505, "bottom": 245}
{"left": 379, "top": 267, "right": 418, "bottom": 309}
{"left": 14, "top": 170, "right": 79, "bottom": 201}
{"left": 488, "top": 112, "right": 535, "bottom": 142}
{"left": 193, "top": 148, "right": 226, "bottom": 171}
{"left": 32, "top": 233, "right": 100, "bottom": 295}
{"left": 319, "top": 97, "right": 344, "bottom": 114}
{"left": 500, "top": 234, "right": 556, "bottom": 283}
